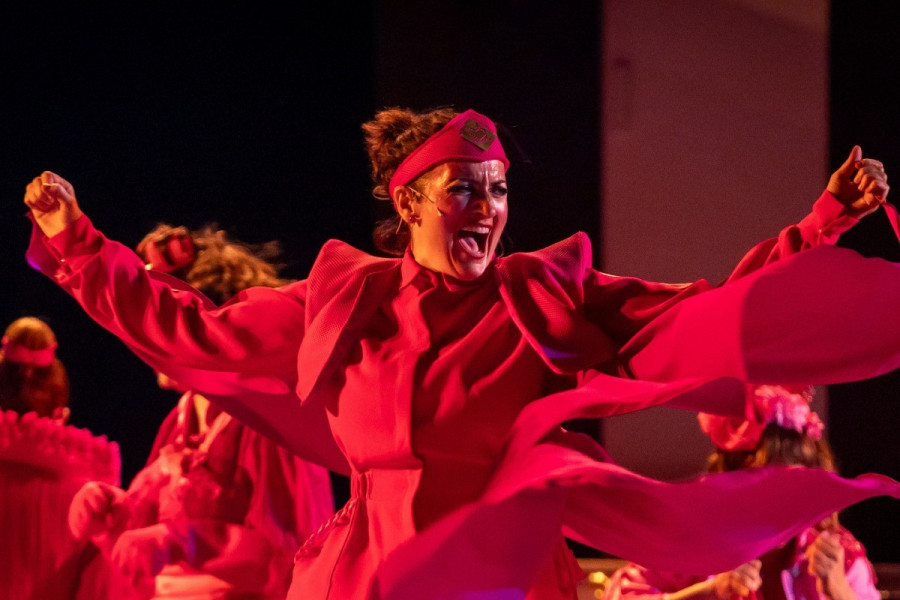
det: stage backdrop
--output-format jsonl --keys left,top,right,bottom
{"left": 600, "top": 0, "right": 830, "bottom": 481}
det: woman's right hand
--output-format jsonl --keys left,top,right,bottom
{"left": 111, "top": 523, "right": 183, "bottom": 588}
{"left": 68, "top": 480, "right": 128, "bottom": 541}
{"left": 711, "top": 560, "right": 762, "bottom": 599}
{"left": 826, "top": 146, "right": 890, "bottom": 218}
{"left": 807, "top": 532, "right": 854, "bottom": 600}
{"left": 23, "top": 171, "right": 83, "bottom": 238}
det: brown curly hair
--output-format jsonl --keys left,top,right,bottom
{"left": 137, "top": 223, "right": 293, "bottom": 305}
{"left": 0, "top": 317, "right": 69, "bottom": 418}
{"left": 362, "top": 106, "right": 458, "bottom": 256}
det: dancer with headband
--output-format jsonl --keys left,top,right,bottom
{"left": 603, "top": 385, "right": 880, "bottom": 600}
{"left": 0, "top": 316, "right": 121, "bottom": 599}
{"left": 66, "top": 223, "right": 335, "bottom": 600}
{"left": 21, "top": 107, "right": 900, "bottom": 599}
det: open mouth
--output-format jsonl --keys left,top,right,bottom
{"left": 457, "top": 225, "right": 491, "bottom": 257}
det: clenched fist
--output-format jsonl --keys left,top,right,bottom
{"left": 24, "top": 171, "right": 83, "bottom": 238}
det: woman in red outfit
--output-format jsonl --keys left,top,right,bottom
{"left": 0, "top": 316, "right": 121, "bottom": 600}
{"left": 66, "top": 224, "right": 334, "bottom": 599}
{"left": 603, "top": 385, "right": 880, "bottom": 600}
{"left": 22, "top": 107, "right": 900, "bottom": 600}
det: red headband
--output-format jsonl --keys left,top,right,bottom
{"left": 387, "top": 109, "right": 509, "bottom": 199}
{"left": 698, "top": 385, "right": 823, "bottom": 452}
{"left": 139, "top": 231, "right": 196, "bottom": 274}
{"left": 1, "top": 336, "right": 57, "bottom": 367}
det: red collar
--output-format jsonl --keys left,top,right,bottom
{"left": 399, "top": 247, "right": 496, "bottom": 292}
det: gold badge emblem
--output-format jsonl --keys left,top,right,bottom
{"left": 460, "top": 119, "right": 496, "bottom": 151}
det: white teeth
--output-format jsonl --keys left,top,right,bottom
{"left": 460, "top": 225, "right": 491, "bottom": 234}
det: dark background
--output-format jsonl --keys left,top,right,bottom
{"left": 828, "top": 0, "right": 900, "bottom": 565}
{"left": 1, "top": 1, "right": 898, "bottom": 560}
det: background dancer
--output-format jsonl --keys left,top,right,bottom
{"left": 603, "top": 385, "right": 880, "bottom": 600}
{"left": 0, "top": 316, "right": 121, "bottom": 600}
{"left": 66, "top": 224, "right": 334, "bottom": 599}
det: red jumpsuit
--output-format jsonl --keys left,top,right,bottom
{"left": 25, "top": 192, "right": 900, "bottom": 599}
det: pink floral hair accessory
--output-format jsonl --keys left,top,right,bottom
{"left": 754, "top": 385, "right": 823, "bottom": 440}
{"left": 698, "top": 385, "right": 823, "bottom": 452}
{"left": 1, "top": 336, "right": 57, "bottom": 367}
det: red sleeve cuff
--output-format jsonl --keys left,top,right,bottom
{"left": 798, "top": 191, "right": 859, "bottom": 244}
{"left": 45, "top": 213, "right": 104, "bottom": 259}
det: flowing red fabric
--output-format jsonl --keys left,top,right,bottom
{"left": 23, "top": 195, "right": 900, "bottom": 600}
{"left": 372, "top": 370, "right": 900, "bottom": 598}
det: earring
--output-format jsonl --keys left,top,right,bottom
{"left": 395, "top": 213, "right": 419, "bottom": 234}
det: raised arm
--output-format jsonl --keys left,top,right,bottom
{"left": 586, "top": 146, "right": 892, "bottom": 349}
{"left": 806, "top": 529, "right": 881, "bottom": 600}
{"left": 23, "top": 172, "right": 351, "bottom": 472}
{"left": 726, "top": 146, "right": 890, "bottom": 282}
{"left": 612, "top": 149, "right": 900, "bottom": 388}
{"left": 23, "top": 171, "right": 306, "bottom": 391}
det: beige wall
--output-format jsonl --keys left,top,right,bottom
{"left": 600, "top": 0, "right": 829, "bottom": 480}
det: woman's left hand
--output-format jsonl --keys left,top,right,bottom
{"left": 807, "top": 531, "right": 854, "bottom": 600}
{"left": 827, "top": 146, "right": 890, "bottom": 218}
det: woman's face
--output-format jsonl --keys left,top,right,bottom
{"left": 406, "top": 160, "right": 508, "bottom": 281}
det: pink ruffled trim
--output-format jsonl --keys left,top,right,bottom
{"left": 0, "top": 410, "right": 120, "bottom": 485}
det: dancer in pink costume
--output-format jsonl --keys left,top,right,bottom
{"left": 22, "top": 107, "right": 900, "bottom": 599}
{"left": 66, "top": 224, "right": 334, "bottom": 599}
{"left": 0, "top": 316, "right": 121, "bottom": 600}
{"left": 603, "top": 385, "right": 880, "bottom": 600}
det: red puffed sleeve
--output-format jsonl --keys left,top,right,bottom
{"left": 27, "top": 214, "right": 349, "bottom": 473}
{"left": 585, "top": 191, "right": 867, "bottom": 349}
{"left": 614, "top": 195, "right": 900, "bottom": 386}
{"left": 27, "top": 214, "right": 306, "bottom": 389}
